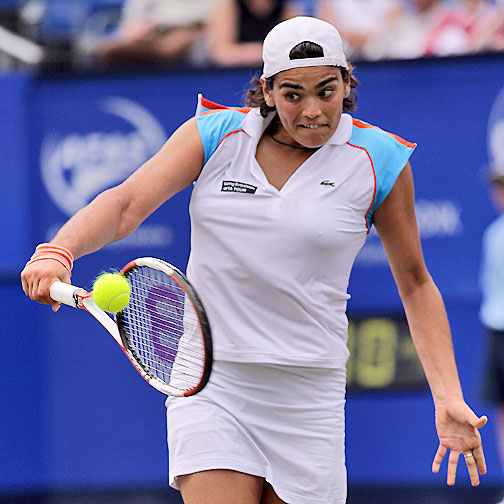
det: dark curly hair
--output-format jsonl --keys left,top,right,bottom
{"left": 245, "top": 41, "right": 359, "bottom": 118}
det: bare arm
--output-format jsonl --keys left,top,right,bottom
{"left": 207, "top": 0, "right": 263, "bottom": 66}
{"left": 470, "top": 9, "right": 504, "bottom": 52}
{"left": 21, "top": 117, "right": 204, "bottom": 304}
{"left": 315, "top": 0, "right": 331, "bottom": 21}
{"left": 373, "top": 163, "right": 487, "bottom": 486}
{"left": 373, "top": 164, "right": 461, "bottom": 403}
{"left": 207, "top": 0, "right": 302, "bottom": 67}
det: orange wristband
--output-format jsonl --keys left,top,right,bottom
{"left": 27, "top": 243, "right": 74, "bottom": 272}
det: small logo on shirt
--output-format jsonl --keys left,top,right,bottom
{"left": 221, "top": 180, "right": 257, "bottom": 194}
{"left": 320, "top": 180, "right": 335, "bottom": 187}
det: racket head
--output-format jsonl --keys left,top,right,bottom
{"left": 116, "top": 257, "right": 212, "bottom": 397}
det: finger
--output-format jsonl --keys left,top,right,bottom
{"left": 29, "top": 276, "right": 42, "bottom": 302}
{"left": 447, "top": 450, "right": 460, "bottom": 486}
{"left": 41, "top": 277, "right": 66, "bottom": 305}
{"left": 432, "top": 444, "right": 447, "bottom": 473}
{"left": 52, "top": 301, "right": 62, "bottom": 312}
{"left": 35, "top": 278, "right": 53, "bottom": 304}
{"left": 473, "top": 415, "right": 488, "bottom": 429}
{"left": 463, "top": 452, "right": 480, "bottom": 486}
{"left": 21, "top": 268, "right": 30, "bottom": 297}
{"left": 21, "top": 277, "right": 29, "bottom": 297}
{"left": 472, "top": 445, "right": 487, "bottom": 475}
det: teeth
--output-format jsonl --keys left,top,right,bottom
{"left": 302, "top": 125, "right": 322, "bottom": 128}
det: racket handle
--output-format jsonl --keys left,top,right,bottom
{"left": 50, "top": 281, "right": 86, "bottom": 307}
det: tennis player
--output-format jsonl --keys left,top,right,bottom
{"left": 21, "top": 16, "right": 486, "bottom": 504}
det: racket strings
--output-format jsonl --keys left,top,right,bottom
{"left": 121, "top": 266, "right": 207, "bottom": 393}
{"left": 121, "top": 327, "right": 205, "bottom": 357}
{"left": 128, "top": 304, "right": 204, "bottom": 344}
{"left": 124, "top": 298, "right": 205, "bottom": 349}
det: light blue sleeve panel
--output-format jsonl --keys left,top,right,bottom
{"left": 348, "top": 120, "right": 416, "bottom": 228}
{"left": 196, "top": 109, "right": 246, "bottom": 166}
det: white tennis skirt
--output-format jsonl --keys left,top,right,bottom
{"left": 166, "top": 361, "right": 347, "bottom": 504}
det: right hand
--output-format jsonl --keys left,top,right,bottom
{"left": 21, "top": 259, "right": 71, "bottom": 312}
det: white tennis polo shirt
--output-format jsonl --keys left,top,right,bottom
{"left": 186, "top": 99, "right": 416, "bottom": 367}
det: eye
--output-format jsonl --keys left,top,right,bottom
{"left": 284, "top": 92, "right": 300, "bottom": 101}
{"left": 319, "top": 88, "right": 334, "bottom": 98}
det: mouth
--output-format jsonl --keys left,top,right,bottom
{"left": 299, "top": 124, "right": 327, "bottom": 129}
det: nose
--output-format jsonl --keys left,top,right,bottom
{"left": 302, "top": 97, "right": 321, "bottom": 119}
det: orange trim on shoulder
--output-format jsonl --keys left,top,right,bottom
{"left": 231, "top": 107, "right": 251, "bottom": 113}
{"left": 200, "top": 96, "right": 227, "bottom": 110}
{"left": 347, "top": 141, "right": 376, "bottom": 233}
{"left": 199, "top": 96, "right": 250, "bottom": 114}
{"left": 352, "top": 118, "right": 375, "bottom": 130}
{"left": 388, "top": 132, "right": 417, "bottom": 149}
{"left": 217, "top": 128, "right": 245, "bottom": 148}
{"left": 352, "top": 118, "right": 416, "bottom": 149}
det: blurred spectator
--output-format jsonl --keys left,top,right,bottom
{"left": 95, "top": 0, "right": 216, "bottom": 68}
{"left": 469, "top": 0, "right": 504, "bottom": 52}
{"left": 367, "top": 0, "right": 504, "bottom": 60}
{"left": 368, "top": 0, "right": 453, "bottom": 59}
{"left": 316, "top": 0, "right": 403, "bottom": 60}
{"left": 480, "top": 161, "right": 504, "bottom": 495}
{"left": 424, "top": 0, "right": 504, "bottom": 56}
{"left": 206, "top": 0, "right": 301, "bottom": 68}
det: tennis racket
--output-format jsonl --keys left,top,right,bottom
{"left": 49, "top": 257, "right": 213, "bottom": 397}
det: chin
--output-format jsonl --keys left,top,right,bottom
{"left": 303, "top": 141, "right": 324, "bottom": 149}
{"left": 296, "top": 128, "right": 331, "bottom": 148}
{"left": 300, "top": 134, "right": 328, "bottom": 148}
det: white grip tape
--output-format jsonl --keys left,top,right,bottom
{"left": 50, "top": 281, "right": 84, "bottom": 307}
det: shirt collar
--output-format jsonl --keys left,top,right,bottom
{"left": 328, "top": 113, "right": 353, "bottom": 145}
{"left": 242, "top": 109, "right": 352, "bottom": 146}
{"left": 242, "top": 108, "right": 274, "bottom": 138}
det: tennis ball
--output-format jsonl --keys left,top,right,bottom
{"left": 92, "top": 273, "right": 131, "bottom": 313}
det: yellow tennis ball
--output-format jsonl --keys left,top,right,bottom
{"left": 92, "top": 273, "right": 131, "bottom": 313}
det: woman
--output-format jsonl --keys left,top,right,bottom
{"left": 207, "top": 0, "right": 300, "bottom": 67}
{"left": 316, "top": 0, "right": 403, "bottom": 60}
{"left": 21, "top": 16, "right": 486, "bottom": 504}
{"left": 95, "top": 0, "right": 215, "bottom": 67}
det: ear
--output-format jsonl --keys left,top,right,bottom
{"left": 343, "top": 79, "right": 351, "bottom": 99}
{"left": 260, "top": 76, "right": 275, "bottom": 107}
{"left": 342, "top": 68, "right": 351, "bottom": 98}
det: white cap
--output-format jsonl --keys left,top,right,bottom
{"left": 262, "top": 16, "right": 347, "bottom": 79}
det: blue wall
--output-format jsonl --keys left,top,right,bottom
{"left": 1, "top": 54, "right": 504, "bottom": 492}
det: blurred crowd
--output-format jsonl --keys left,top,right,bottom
{"left": 0, "top": 0, "right": 503, "bottom": 71}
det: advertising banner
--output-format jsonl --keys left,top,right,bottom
{"left": 2, "top": 55, "right": 503, "bottom": 490}
{"left": 0, "top": 73, "right": 31, "bottom": 276}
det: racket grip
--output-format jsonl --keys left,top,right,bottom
{"left": 50, "top": 281, "right": 85, "bottom": 307}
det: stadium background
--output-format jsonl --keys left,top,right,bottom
{"left": 1, "top": 44, "right": 504, "bottom": 503}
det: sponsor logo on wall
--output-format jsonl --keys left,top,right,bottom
{"left": 40, "top": 96, "right": 173, "bottom": 249}
{"left": 356, "top": 83, "right": 504, "bottom": 268}
{"left": 356, "top": 199, "right": 463, "bottom": 265}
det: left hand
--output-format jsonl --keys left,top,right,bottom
{"left": 432, "top": 400, "right": 487, "bottom": 486}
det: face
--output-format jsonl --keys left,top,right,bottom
{"left": 246, "top": 0, "right": 276, "bottom": 16}
{"left": 491, "top": 180, "right": 504, "bottom": 212}
{"left": 262, "top": 65, "right": 350, "bottom": 149}
{"left": 414, "top": 0, "right": 438, "bottom": 12}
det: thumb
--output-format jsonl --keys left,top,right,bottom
{"left": 473, "top": 415, "right": 488, "bottom": 429}
{"left": 49, "top": 274, "right": 71, "bottom": 311}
